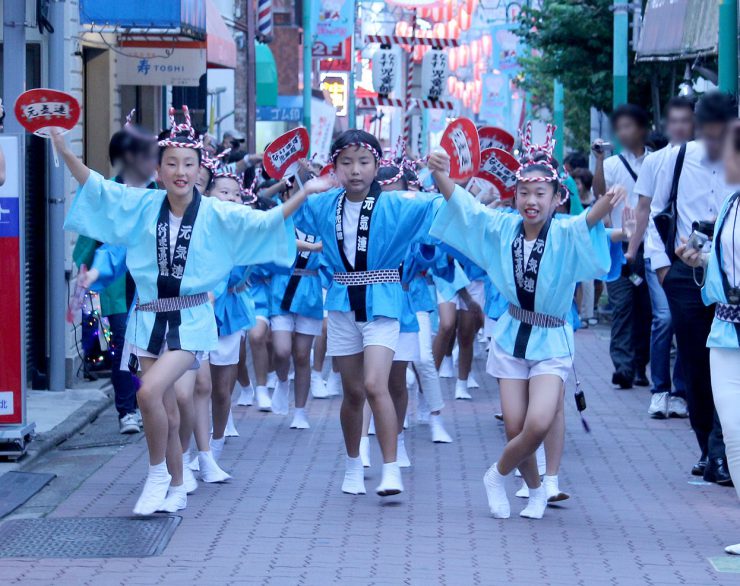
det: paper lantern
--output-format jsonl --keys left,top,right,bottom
{"left": 431, "top": 6, "right": 442, "bottom": 21}
{"left": 481, "top": 34, "right": 493, "bottom": 57}
{"left": 448, "top": 48, "right": 458, "bottom": 71}
{"left": 445, "top": 0, "right": 454, "bottom": 21}
{"left": 447, "top": 19, "right": 459, "bottom": 40}
{"left": 447, "top": 76, "right": 457, "bottom": 95}
{"left": 459, "top": 45, "right": 470, "bottom": 67}
{"left": 465, "top": 0, "right": 477, "bottom": 15}
{"left": 460, "top": 7, "right": 471, "bottom": 31}
{"left": 471, "top": 39, "right": 481, "bottom": 62}
{"left": 455, "top": 80, "right": 465, "bottom": 98}
{"left": 434, "top": 22, "right": 445, "bottom": 38}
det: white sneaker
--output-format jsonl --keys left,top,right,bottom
{"left": 158, "top": 485, "right": 187, "bottom": 513}
{"left": 376, "top": 462, "right": 404, "bottom": 496}
{"left": 310, "top": 371, "right": 329, "bottom": 398}
{"left": 648, "top": 392, "right": 669, "bottom": 419}
{"left": 543, "top": 475, "right": 570, "bottom": 503}
{"left": 342, "top": 457, "right": 366, "bottom": 495}
{"left": 256, "top": 386, "right": 272, "bottom": 412}
{"left": 271, "top": 379, "right": 291, "bottom": 415}
{"left": 224, "top": 409, "right": 239, "bottom": 437}
{"left": 290, "top": 408, "right": 310, "bottom": 429}
{"left": 209, "top": 436, "right": 225, "bottom": 463}
{"left": 455, "top": 380, "right": 472, "bottom": 400}
{"left": 439, "top": 356, "right": 455, "bottom": 378}
{"left": 187, "top": 447, "right": 200, "bottom": 471}
{"left": 520, "top": 485, "right": 547, "bottom": 519}
{"left": 368, "top": 416, "right": 376, "bottom": 436}
{"left": 403, "top": 414, "right": 409, "bottom": 430}
{"left": 133, "top": 464, "right": 171, "bottom": 516}
{"left": 359, "top": 436, "right": 371, "bottom": 468}
{"left": 467, "top": 373, "right": 480, "bottom": 389}
{"left": 515, "top": 480, "right": 529, "bottom": 498}
{"left": 134, "top": 409, "right": 143, "bottom": 428}
{"left": 119, "top": 413, "right": 140, "bottom": 434}
{"left": 266, "top": 371, "right": 278, "bottom": 389}
{"left": 725, "top": 543, "right": 740, "bottom": 555}
{"left": 198, "top": 451, "right": 231, "bottom": 483}
{"left": 397, "top": 433, "right": 411, "bottom": 468}
{"left": 326, "top": 371, "right": 342, "bottom": 396}
{"left": 236, "top": 383, "right": 254, "bottom": 406}
{"left": 668, "top": 396, "right": 689, "bottom": 418}
{"left": 182, "top": 455, "right": 198, "bottom": 494}
{"left": 430, "top": 414, "right": 452, "bottom": 443}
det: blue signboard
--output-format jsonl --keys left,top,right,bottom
{"left": 0, "top": 198, "right": 18, "bottom": 238}
{"left": 257, "top": 96, "right": 304, "bottom": 122}
{"left": 80, "top": 0, "right": 206, "bottom": 38}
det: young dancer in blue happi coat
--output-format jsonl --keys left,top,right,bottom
{"left": 428, "top": 123, "right": 627, "bottom": 519}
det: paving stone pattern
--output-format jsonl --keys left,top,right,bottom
{"left": 2, "top": 327, "right": 740, "bottom": 585}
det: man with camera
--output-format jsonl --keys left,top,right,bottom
{"left": 627, "top": 97, "right": 695, "bottom": 420}
{"left": 646, "top": 91, "right": 738, "bottom": 486}
{"left": 593, "top": 104, "right": 653, "bottom": 391}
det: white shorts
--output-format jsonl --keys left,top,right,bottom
{"left": 486, "top": 339, "right": 571, "bottom": 382}
{"left": 256, "top": 315, "right": 269, "bottom": 325}
{"left": 121, "top": 339, "right": 201, "bottom": 371}
{"left": 209, "top": 331, "right": 243, "bottom": 366}
{"left": 270, "top": 313, "right": 323, "bottom": 336}
{"left": 394, "top": 331, "right": 420, "bottom": 362}
{"left": 457, "top": 280, "right": 486, "bottom": 311}
{"left": 327, "top": 310, "right": 400, "bottom": 356}
{"left": 484, "top": 316, "right": 497, "bottom": 338}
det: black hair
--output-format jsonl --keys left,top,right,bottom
{"left": 243, "top": 165, "right": 256, "bottom": 190}
{"left": 109, "top": 128, "right": 156, "bottom": 167}
{"left": 251, "top": 195, "right": 277, "bottom": 211}
{"left": 610, "top": 103, "right": 650, "bottom": 130}
{"left": 571, "top": 167, "right": 593, "bottom": 191}
{"left": 665, "top": 95, "right": 695, "bottom": 116}
{"left": 646, "top": 131, "right": 668, "bottom": 151}
{"left": 517, "top": 152, "right": 560, "bottom": 195}
{"left": 330, "top": 129, "right": 383, "bottom": 162}
{"left": 402, "top": 167, "right": 420, "bottom": 188}
{"left": 227, "top": 149, "right": 247, "bottom": 164}
{"left": 158, "top": 134, "right": 203, "bottom": 164}
{"left": 695, "top": 91, "right": 738, "bottom": 126}
{"left": 563, "top": 151, "right": 588, "bottom": 171}
{"left": 376, "top": 166, "right": 409, "bottom": 190}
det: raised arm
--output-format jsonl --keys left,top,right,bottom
{"left": 280, "top": 174, "right": 339, "bottom": 219}
{"left": 51, "top": 130, "right": 90, "bottom": 186}
{"left": 586, "top": 185, "right": 627, "bottom": 228}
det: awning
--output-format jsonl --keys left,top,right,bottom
{"left": 206, "top": 0, "right": 237, "bottom": 69}
{"left": 255, "top": 41, "right": 278, "bottom": 107}
{"left": 636, "top": 0, "right": 719, "bottom": 62}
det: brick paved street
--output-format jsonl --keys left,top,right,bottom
{"left": 3, "top": 326, "right": 740, "bottom": 585}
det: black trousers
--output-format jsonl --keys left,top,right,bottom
{"left": 663, "top": 261, "right": 725, "bottom": 459}
{"left": 606, "top": 272, "right": 652, "bottom": 381}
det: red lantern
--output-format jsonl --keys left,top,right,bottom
{"left": 447, "top": 19, "right": 459, "bottom": 40}
{"left": 460, "top": 7, "right": 471, "bottom": 31}
{"left": 471, "top": 39, "right": 481, "bottom": 62}
{"left": 434, "top": 22, "right": 445, "bottom": 38}
{"left": 447, "top": 76, "right": 457, "bottom": 96}
{"left": 431, "top": 6, "right": 442, "bottom": 21}
{"left": 459, "top": 45, "right": 470, "bottom": 67}
{"left": 448, "top": 48, "right": 458, "bottom": 71}
{"left": 445, "top": 0, "right": 454, "bottom": 21}
{"left": 465, "top": 0, "right": 477, "bottom": 15}
{"left": 455, "top": 80, "right": 465, "bottom": 98}
{"left": 481, "top": 34, "right": 493, "bottom": 57}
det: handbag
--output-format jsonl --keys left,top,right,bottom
{"left": 653, "top": 144, "right": 687, "bottom": 261}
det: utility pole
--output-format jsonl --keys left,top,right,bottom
{"left": 234, "top": 0, "right": 256, "bottom": 153}
{"left": 718, "top": 0, "right": 738, "bottom": 96}
{"left": 302, "top": 0, "right": 312, "bottom": 135}
{"left": 48, "top": 0, "right": 66, "bottom": 391}
{"left": 612, "top": 0, "right": 629, "bottom": 108}
{"left": 347, "top": 1, "right": 358, "bottom": 129}
{"left": 2, "top": 0, "right": 26, "bottom": 135}
{"left": 553, "top": 80, "right": 564, "bottom": 162}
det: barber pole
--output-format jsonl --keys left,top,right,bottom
{"left": 257, "top": 0, "right": 273, "bottom": 43}
{"left": 403, "top": 10, "right": 417, "bottom": 144}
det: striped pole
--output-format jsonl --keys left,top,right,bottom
{"left": 364, "top": 35, "right": 459, "bottom": 48}
{"left": 257, "top": 0, "right": 273, "bottom": 43}
{"left": 403, "top": 9, "right": 417, "bottom": 145}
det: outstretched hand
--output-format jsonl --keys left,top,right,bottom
{"left": 427, "top": 151, "right": 455, "bottom": 200}
{"left": 303, "top": 174, "right": 340, "bottom": 196}
{"left": 622, "top": 206, "right": 636, "bottom": 241}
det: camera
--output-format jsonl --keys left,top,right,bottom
{"left": 592, "top": 141, "right": 613, "bottom": 154}
{"left": 687, "top": 220, "right": 715, "bottom": 253}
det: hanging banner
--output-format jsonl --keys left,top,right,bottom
{"left": 371, "top": 46, "right": 403, "bottom": 97}
{"left": 312, "top": 0, "right": 356, "bottom": 49}
{"left": 320, "top": 72, "right": 349, "bottom": 116}
{"left": 14, "top": 89, "right": 81, "bottom": 137}
{"left": 311, "top": 97, "right": 337, "bottom": 162}
{"left": 478, "top": 126, "right": 515, "bottom": 153}
{"left": 477, "top": 147, "right": 519, "bottom": 200}
{"left": 479, "top": 73, "right": 508, "bottom": 126}
{"left": 117, "top": 47, "right": 206, "bottom": 87}
{"left": 440, "top": 118, "right": 480, "bottom": 181}
{"left": 263, "top": 127, "right": 310, "bottom": 180}
{"left": 420, "top": 49, "right": 448, "bottom": 100}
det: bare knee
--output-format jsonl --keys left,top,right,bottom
{"left": 364, "top": 376, "right": 388, "bottom": 401}
{"left": 293, "top": 349, "right": 310, "bottom": 370}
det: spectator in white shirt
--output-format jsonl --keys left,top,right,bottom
{"left": 645, "top": 91, "right": 738, "bottom": 486}
{"left": 593, "top": 104, "right": 652, "bottom": 390}
{"left": 627, "top": 96, "right": 694, "bottom": 420}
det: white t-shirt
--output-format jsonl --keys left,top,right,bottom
{"left": 720, "top": 198, "right": 740, "bottom": 287}
{"left": 342, "top": 199, "right": 363, "bottom": 268}
{"left": 523, "top": 238, "right": 536, "bottom": 266}
{"left": 633, "top": 146, "right": 672, "bottom": 200}
{"left": 169, "top": 212, "right": 182, "bottom": 261}
{"left": 603, "top": 148, "right": 650, "bottom": 228}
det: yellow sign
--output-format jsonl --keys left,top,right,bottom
{"left": 320, "top": 73, "right": 348, "bottom": 117}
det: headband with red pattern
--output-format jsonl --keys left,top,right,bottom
{"left": 122, "top": 108, "right": 157, "bottom": 142}
{"left": 158, "top": 106, "right": 203, "bottom": 149}
{"left": 330, "top": 141, "right": 382, "bottom": 164}
{"left": 515, "top": 122, "right": 559, "bottom": 183}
